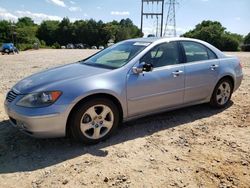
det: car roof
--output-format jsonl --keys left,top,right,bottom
{"left": 3, "top": 43, "right": 13, "bottom": 45}
{"left": 127, "top": 37, "right": 207, "bottom": 43}
{"left": 126, "top": 37, "right": 225, "bottom": 58}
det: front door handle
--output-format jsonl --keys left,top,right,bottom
{"left": 172, "top": 70, "right": 184, "bottom": 77}
{"left": 210, "top": 64, "right": 219, "bottom": 70}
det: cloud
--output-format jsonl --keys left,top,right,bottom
{"left": 235, "top": 17, "right": 241, "bottom": 21}
{"left": 69, "top": 0, "right": 75, "bottom": 4}
{"left": 0, "top": 7, "right": 18, "bottom": 21}
{"left": 15, "top": 10, "right": 62, "bottom": 23}
{"left": 111, "top": 11, "right": 130, "bottom": 16}
{"left": 47, "top": 0, "right": 66, "bottom": 7}
{"left": 69, "top": 6, "right": 82, "bottom": 12}
{"left": 0, "top": 6, "right": 90, "bottom": 24}
{"left": 201, "top": 0, "right": 209, "bottom": 2}
{"left": 97, "top": 6, "right": 102, "bottom": 10}
{"left": 0, "top": 6, "right": 89, "bottom": 23}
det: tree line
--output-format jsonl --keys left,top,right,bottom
{"left": 0, "top": 17, "right": 249, "bottom": 51}
{"left": 0, "top": 17, "right": 143, "bottom": 50}
{"left": 182, "top": 20, "right": 250, "bottom": 51}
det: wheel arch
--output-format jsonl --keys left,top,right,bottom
{"left": 65, "top": 93, "right": 124, "bottom": 137}
{"left": 217, "top": 75, "right": 235, "bottom": 91}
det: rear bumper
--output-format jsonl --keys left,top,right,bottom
{"left": 4, "top": 101, "right": 67, "bottom": 138}
{"left": 234, "top": 74, "right": 243, "bottom": 92}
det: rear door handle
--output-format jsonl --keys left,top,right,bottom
{"left": 210, "top": 64, "right": 219, "bottom": 70}
{"left": 172, "top": 70, "right": 184, "bottom": 77}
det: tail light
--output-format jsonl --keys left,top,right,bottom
{"left": 239, "top": 62, "right": 243, "bottom": 69}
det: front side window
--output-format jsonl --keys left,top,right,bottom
{"left": 140, "top": 42, "right": 180, "bottom": 68}
{"left": 182, "top": 41, "right": 210, "bottom": 63}
{"left": 82, "top": 41, "right": 150, "bottom": 69}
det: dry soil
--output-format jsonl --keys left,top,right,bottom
{"left": 0, "top": 50, "right": 249, "bottom": 188}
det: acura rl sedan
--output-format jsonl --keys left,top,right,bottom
{"left": 4, "top": 37, "right": 243, "bottom": 144}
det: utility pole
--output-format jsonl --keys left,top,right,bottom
{"left": 141, "top": 0, "right": 165, "bottom": 37}
{"left": 164, "top": 0, "right": 178, "bottom": 37}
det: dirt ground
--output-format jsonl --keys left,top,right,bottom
{"left": 0, "top": 50, "right": 249, "bottom": 188}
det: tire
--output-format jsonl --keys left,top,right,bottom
{"left": 69, "top": 98, "right": 120, "bottom": 144}
{"left": 210, "top": 78, "right": 233, "bottom": 108}
{"left": 5, "top": 49, "right": 9, "bottom": 54}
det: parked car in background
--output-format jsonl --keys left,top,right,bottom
{"left": 1, "top": 43, "right": 19, "bottom": 55}
{"left": 98, "top": 46, "right": 104, "bottom": 50}
{"left": 147, "top": 34, "right": 156, "bottom": 37}
{"left": 91, "top": 46, "right": 97, "bottom": 49}
{"left": 4, "top": 37, "right": 243, "bottom": 144}
{"left": 75, "top": 43, "right": 84, "bottom": 49}
{"left": 66, "top": 43, "right": 74, "bottom": 49}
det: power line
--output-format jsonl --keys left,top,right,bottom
{"left": 141, "top": 0, "right": 165, "bottom": 37}
{"left": 163, "top": 0, "right": 178, "bottom": 37}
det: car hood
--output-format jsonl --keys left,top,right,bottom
{"left": 13, "top": 63, "right": 110, "bottom": 94}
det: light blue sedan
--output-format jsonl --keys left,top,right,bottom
{"left": 4, "top": 37, "right": 243, "bottom": 144}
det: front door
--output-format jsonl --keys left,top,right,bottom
{"left": 127, "top": 42, "right": 185, "bottom": 117}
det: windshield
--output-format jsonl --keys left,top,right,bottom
{"left": 81, "top": 41, "right": 151, "bottom": 69}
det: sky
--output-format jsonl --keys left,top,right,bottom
{"left": 0, "top": 0, "right": 249, "bottom": 36}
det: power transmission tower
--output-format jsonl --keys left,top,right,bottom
{"left": 141, "top": 0, "right": 165, "bottom": 37}
{"left": 164, "top": 0, "right": 178, "bottom": 37}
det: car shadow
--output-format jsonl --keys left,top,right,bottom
{"left": 0, "top": 102, "right": 233, "bottom": 173}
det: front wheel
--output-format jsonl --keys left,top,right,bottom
{"left": 210, "top": 78, "right": 233, "bottom": 108}
{"left": 69, "top": 98, "right": 120, "bottom": 144}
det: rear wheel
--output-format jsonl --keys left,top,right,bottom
{"left": 69, "top": 98, "right": 119, "bottom": 144}
{"left": 210, "top": 78, "right": 233, "bottom": 108}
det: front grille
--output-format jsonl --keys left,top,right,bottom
{"left": 6, "top": 90, "right": 18, "bottom": 103}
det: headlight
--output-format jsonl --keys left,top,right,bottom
{"left": 16, "top": 91, "right": 62, "bottom": 108}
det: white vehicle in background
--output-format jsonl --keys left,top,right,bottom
{"left": 98, "top": 46, "right": 104, "bottom": 50}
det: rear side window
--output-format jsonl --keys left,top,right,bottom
{"left": 181, "top": 41, "right": 216, "bottom": 63}
{"left": 207, "top": 48, "right": 217, "bottom": 60}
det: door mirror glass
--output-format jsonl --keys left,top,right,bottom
{"left": 132, "top": 62, "right": 153, "bottom": 74}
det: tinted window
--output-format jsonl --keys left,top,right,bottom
{"left": 140, "top": 42, "right": 180, "bottom": 68}
{"left": 182, "top": 41, "right": 209, "bottom": 63}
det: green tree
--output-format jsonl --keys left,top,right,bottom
{"left": 37, "top": 20, "right": 60, "bottom": 45}
{"left": 0, "top": 20, "right": 12, "bottom": 43}
{"left": 221, "top": 34, "right": 239, "bottom": 51}
{"left": 182, "top": 20, "right": 241, "bottom": 51}
{"left": 0, "top": 16, "right": 143, "bottom": 50}
{"left": 244, "top": 32, "right": 250, "bottom": 44}
{"left": 16, "top": 17, "right": 35, "bottom": 27}
{"left": 242, "top": 32, "right": 250, "bottom": 51}
{"left": 56, "top": 17, "right": 74, "bottom": 45}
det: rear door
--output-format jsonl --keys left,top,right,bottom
{"left": 180, "top": 41, "right": 219, "bottom": 103}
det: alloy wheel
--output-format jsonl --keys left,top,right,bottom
{"left": 80, "top": 104, "right": 114, "bottom": 140}
{"left": 216, "top": 82, "right": 231, "bottom": 105}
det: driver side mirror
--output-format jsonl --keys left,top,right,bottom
{"left": 132, "top": 62, "right": 153, "bottom": 74}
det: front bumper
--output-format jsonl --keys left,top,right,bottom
{"left": 4, "top": 100, "right": 68, "bottom": 138}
